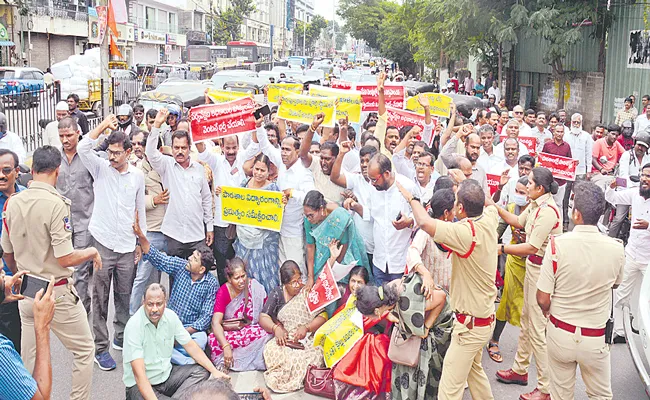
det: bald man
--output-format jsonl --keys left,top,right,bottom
{"left": 441, "top": 131, "right": 489, "bottom": 194}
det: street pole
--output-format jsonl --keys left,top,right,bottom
{"left": 270, "top": 24, "right": 274, "bottom": 67}
{"left": 303, "top": 22, "right": 306, "bottom": 56}
{"left": 99, "top": 0, "right": 110, "bottom": 118}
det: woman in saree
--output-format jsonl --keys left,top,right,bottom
{"left": 406, "top": 189, "right": 456, "bottom": 292}
{"left": 356, "top": 275, "right": 453, "bottom": 400}
{"left": 232, "top": 154, "right": 281, "bottom": 294}
{"left": 259, "top": 261, "right": 328, "bottom": 393}
{"left": 208, "top": 258, "right": 270, "bottom": 371}
{"left": 487, "top": 175, "right": 529, "bottom": 363}
{"left": 303, "top": 190, "right": 371, "bottom": 290}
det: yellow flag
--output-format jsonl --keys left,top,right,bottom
{"left": 207, "top": 89, "right": 252, "bottom": 104}
{"left": 406, "top": 93, "right": 452, "bottom": 117}
{"left": 309, "top": 85, "right": 362, "bottom": 123}
{"left": 277, "top": 91, "right": 336, "bottom": 128}
{"left": 267, "top": 83, "right": 303, "bottom": 103}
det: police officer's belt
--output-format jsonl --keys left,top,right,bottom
{"left": 549, "top": 315, "right": 605, "bottom": 337}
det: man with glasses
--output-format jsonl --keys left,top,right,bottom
{"left": 57, "top": 117, "right": 96, "bottom": 315}
{"left": 414, "top": 151, "right": 439, "bottom": 205}
{"left": 78, "top": 115, "right": 147, "bottom": 371}
{"left": 512, "top": 105, "right": 531, "bottom": 136}
{"left": 606, "top": 164, "right": 650, "bottom": 343}
{"left": 563, "top": 113, "right": 593, "bottom": 231}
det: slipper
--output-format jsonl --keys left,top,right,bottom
{"left": 487, "top": 341, "right": 503, "bottom": 363}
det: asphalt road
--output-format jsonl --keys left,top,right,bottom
{"left": 46, "top": 286, "right": 648, "bottom": 400}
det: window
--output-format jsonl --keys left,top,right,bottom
{"left": 145, "top": 7, "right": 156, "bottom": 30}
{"left": 168, "top": 12, "right": 177, "bottom": 32}
{"left": 158, "top": 10, "right": 167, "bottom": 31}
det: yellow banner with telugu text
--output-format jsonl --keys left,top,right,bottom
{"left": 406, "top": 93, "right": 452, "bottom": 117}
{"left": 220, "top": 186, "right": 284, "bottom": 232}
{"left": 277, "top": 91, "right": 337, "bottom": 128}
{"left": 207, "top": 89, "right": 253, "bottom": 104}
{"left": 308, "top": 84, "right": 362, "bottom": 123}
{"left": 267, "top": 83, "right": 303, "bottom": 103}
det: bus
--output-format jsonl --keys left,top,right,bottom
{"left": 186, "top": 45, "right": 228, "bottom": 64}
{"left": 209, "top": 45, "right": 228, "bottom": 61}
{"left": 227, "top": 41, "right": 271, "bottom": 63}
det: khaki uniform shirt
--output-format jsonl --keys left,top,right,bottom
{"left": 434, "top": 205, "right": 499, "bottom": 318}
{"left": 517, "top": 192, "right": 562, "bottom": 262}
{"left": 1, "top": 181, "right": 74, "bottom": 280}
{"left": 537, "top": 225, "right": 625, "bottom": 328}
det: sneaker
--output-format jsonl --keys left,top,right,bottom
{"left": 112, "top": 338, "right": 123, "bottom": 351}
{"left": 94, "top": 351, "right": 117, "bottom": 371}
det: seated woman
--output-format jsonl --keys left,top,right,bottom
{"left": 406, "top": 189, "right": 455, "bottom": 292}
{"left": 259, "top": 261, "right": 328, "bottom": 393}
{"left": 335, "top": 265, "right": 370, "bottom": 314}
{"left": 208, "top": 258, "right": 270, "bottom": 372}
{"left": 232, "top": 154, "right": 282, "bottom": 294}
{"left": 356, "top": 276, "right": 454, "bottom": 400}
{"left": 303, "top": 190, "right": 371, "bottom": 290}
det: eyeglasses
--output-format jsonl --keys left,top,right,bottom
{"left": 288, "top": 279, "right": 301, "bottom": 287}
{"left": 0, "top": 167, "right": 15, "bottom": 175}
{"left": 133, "top": 141, "right": 145, "bottom": 146}
{"left": 415, "top": 162, "right": 431, "bottom": 168}
{"left": 107, "top": 149, "right": 125, "bottom": 157}
{"left": 571, "top": 120, "right": 581, "bottom": 125}
{"left": 514, "top": 111, "right": 523, "bottom": 115}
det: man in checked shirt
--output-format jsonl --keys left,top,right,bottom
{"left": 133, "top": 213, "right": 220, "bottom": 366}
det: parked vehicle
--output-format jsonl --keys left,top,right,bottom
{"left": 0, "top": 67, "right": 45, "bottom": 109}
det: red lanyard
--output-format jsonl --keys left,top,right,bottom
{"left": 441, "top": 219, "right": 477, "bottom": 259}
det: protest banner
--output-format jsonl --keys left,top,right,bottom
{"left": 486, "top": 173, "right": 501, "bottom": 196}
{"left": 207, "top": 88, "right": 253, "bottom": 104}
{"left": 277, "top": 91, "right": 337, "bottom": 127}
{"left": 306, "top": 261, "right": 342, "bottom": 313}
{"left": 220, "top": 186, "right": 285, "bottom": 232}
{"left": 267, "top": 83, "right": 303, "bottom": 103}
{"left": 330, "top": 79, "right": 353, "bottom": 90}
{"left": 356, "top": 84, "right": 405, "bottom": 111}
{"left": 309, "top": 85, "right": 362, "bottom": 123}
{"left": 405, "top": 93, "right": 452, "bottom": 118}
{"left": 537, "top": 152, "right": 579, "bottom": 181}
{"left": 499, "top": 134, "right": 538, "bottom": 157}
{"left": 386, "top": 106, "right": 426, "bottom": 131}
{"left": 188, "top": 97, "right": 256, "bottom": 142}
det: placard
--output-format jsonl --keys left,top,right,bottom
{"left": 309, "top": 85, "right": 362, "bottom": 123}
{"left": 306, "top": 261, "right": 342, "bottom": 313}
{"left": 330, "top": 79, "right": 353, "bottom": 90}
{"left": 386, "top": 106, "right": 426, "bottom": 131}
{"left": 220, "top": 186, "right": 285, "bottom": 232}
{"left": 207, "top": 89, "right": 253, "bottom": 104}
{"left": 277, "top": 92, "right": 336, "bottom": 127}
{"left": 356, "top": 84, "right": 405, "bottom": 112}
{"left": 267, "top": 83, "right": 303, "bottom": 103}
{"left": 405, "top": 93, "right": 452, "bottom": 118}
{"left": 188, "top": 97, "right": 256, "bottom": 142}
{"left": 537, "top": 152, "right": 579, "bottom": 181}
{"left": 500, "top": 134, "right": 538, "bottom": 157}
{"left": 486, "top": 173, "right": 501, "bottom": 196}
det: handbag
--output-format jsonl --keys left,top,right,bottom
{"left": 222, "top": 318, "right": 248, "bottom": 332}
{"left": 225, "top": 224, "right": 238, "bottom": 240}
{"left": 304, "top": 364, "right": 335, "bottom": 399}
{"left": 387, "top": 325, "right": 421, "bottom": 367}
{"left": 285, "top": 341, "right": 305, "bottom": 350}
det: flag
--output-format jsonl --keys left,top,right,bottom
{"left": 110, "top": 0, "right": 128, "bottom": 24}
{"left": 107, "top": 0, "right": 118, "bottom": 38}
{"left": 110, "top": 35, "right": 123, "bottom": 59}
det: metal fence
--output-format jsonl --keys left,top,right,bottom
{"left": 3, "top": 84, "right": 61, "bottom": 153}
{"left": 112, "top": 77, "right": 140, "bottom": 108}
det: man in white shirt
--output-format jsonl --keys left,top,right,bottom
{"left": 634, "top": 106, "right": 650, "bottom": 137}
{"left": 331, "top": 143, "right": 377, "bottom": 266}
{"left": 487, "top": 81, "right": 501, "bottom": 103}
{"left": 494, "top": 120, "right": 529, "bottom": 160}
{"left": 77, "top": 115, "right": 147, "bottom": 371}
{"left": 298, "top": 114, "right": 345, "bottom": 204}
{"left": 490, "top": 137, "right": 521, "bottom": 207}
{"left": 609, "top": 133, "right": 650, "bottom": 239}
{"left": 147, "top": 109, "right": 213, "bottom": 260}
{"left": 512, "top": 106, "right": 531, "bottom": 137}
{"left": 441, "top": 131, "right": 490, "bottom": 194}
{"left": 43, "top": 101, "right": 68, "bottom": 149}
{"left": 257, "top": 118, "right": 315, "bottom": 278}
{"left": 363, "top": 153, "right": 420, "bottom": 283}
{"left": 464, "top": 72, "right": 475, "bottom": 96}
{"left": 531, "top": 111, "right": 552, "bottom": 154}
{"left": 605, "top": 166, "right": 650, "bottom": 342}
{"left": 0, "top": 113, "right": 27, "bottom": 164}
{"left": 414, "top": 151, "right": 439, "bottom": 205}
{"left": 563, "top": 113, "right": 594, "bottom": 229}
{"left": 477, "top": 125, "right": 504, "bottom": 172}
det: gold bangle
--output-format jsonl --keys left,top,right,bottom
{"left": 223, "top": 343, "right": 231, "bottom": 349}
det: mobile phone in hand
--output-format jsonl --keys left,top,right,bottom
{"left": 20, "top": 274, "right": 50, "bottom": 298}
{"left": 616, "top": 177, "right": 627, "bottom": 188}
{"left": 395, "top": 211, "right": 403, "bottom": 221}
{"left": 254, "top": 105, "right": 271, "bottom": 119}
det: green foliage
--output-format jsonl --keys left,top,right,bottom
{"left": 295, "top": 15, "right": 329, "bottom": 53}
{"left": 208, "top": 0, "right": 256, "bottom": 44}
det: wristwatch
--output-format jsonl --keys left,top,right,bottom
{"left": 501, "top": 244, "right": 506, "bottom": 255}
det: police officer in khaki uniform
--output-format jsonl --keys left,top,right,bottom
{"left": 398, "top": 178, "right": 498, "bottom": 400}
{"left": 493, "top": 167, "right": 562, "bottom": 400}
{"left": 1, "top": 145, "right": 102, "bottom": 400}
{"left": 537, "top": 180, "right": 624, "bottom": 400}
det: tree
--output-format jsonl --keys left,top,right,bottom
{"left": 295, "top": 15, "right": 329, "bottom": 55}
{"left": 337, "top": 0, "right": 388, "bottom": 49}
{"left": 207, "top": 0, "right": 256, "bottom": 44}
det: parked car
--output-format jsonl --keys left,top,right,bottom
{"left": 0, "top": 67, "right": 45, "bottom": 109}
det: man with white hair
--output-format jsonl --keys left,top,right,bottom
{"left": 563, "top": 113, "right": 593, "bottom": 230}
{"left": 43, "top": 101, "right": 68, "bottom": 149}
{"left": 512, "top": 105, "right": 532, "bottom": 136}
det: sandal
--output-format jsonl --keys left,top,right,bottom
{"left": 487, "top": 341, "right": 503, "bottom": 363}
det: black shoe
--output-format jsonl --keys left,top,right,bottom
{"left": 613, "top": 334, "right": 627, "bottom": 344}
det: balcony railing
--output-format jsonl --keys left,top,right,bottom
{"left": 32, "top": 5, "right": 89, "bottom": 22}
{"left": 129, "top": 17, "right": 179, "bottom": 34}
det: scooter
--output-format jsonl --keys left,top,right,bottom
{"left": 623, "top": 256, "right": 650, "bottom": 397}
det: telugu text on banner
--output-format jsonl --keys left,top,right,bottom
{"left": 267, "top": 83, "right": 303, "bottom": 103}
{"left": 537, "top": 152, "right": 579, "bottom": 181}
{"left": 386, "top": 106, "right": 426, "bottom": 131}
{"left": 220, "top": 186, "right": 285, "bottom": 232}
{"left": 486, "top": 173, "right": 501, "bottom": 196}
{"left": 356, "top": 84, "right": 405, "bottom": 112}
{"left": 330, "top": 79, "right": 353, "bottom": 90}
{"left": 188, "top": 97, "right": 257, "bottom": 142}
{"left": 309, "top": 85, "right": 362, "bottom": 123}
{"left": 207, "top": 88, "right": 253, "bottom": 104}
{"left": 277, "top": 92, "right": 337, "bottom": 127}
{"left": 306, "top": 261, "right": 342, "bottom": 314}
{"left": 406, "top": 93, "right": 452, "bottom": 118}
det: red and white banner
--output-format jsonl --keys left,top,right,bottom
{"left": 306, "top": 262, "right": 342, "bottom": 313}
{"left": 330, "top": 79, "right": 353, "bottom": 90}
{"left": 188, "top": 97, "right": 257, "bottom": 142}
{"left": 386, "top": 106, "right": 425, "bottom": 131}
{"left": 500, "top": 134, "right": 537, "bottom": 157}
{"left": 96, "top": 6, "right": 108, "bottom": 44}
{"left": 486, "top": 173, "right": 501, "bottom": 196}
{"left": 537, "top": 152, "right": 579, "bottom": 181}
{"left": 356, "top": 84, "right": 405, "bottom": 112}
